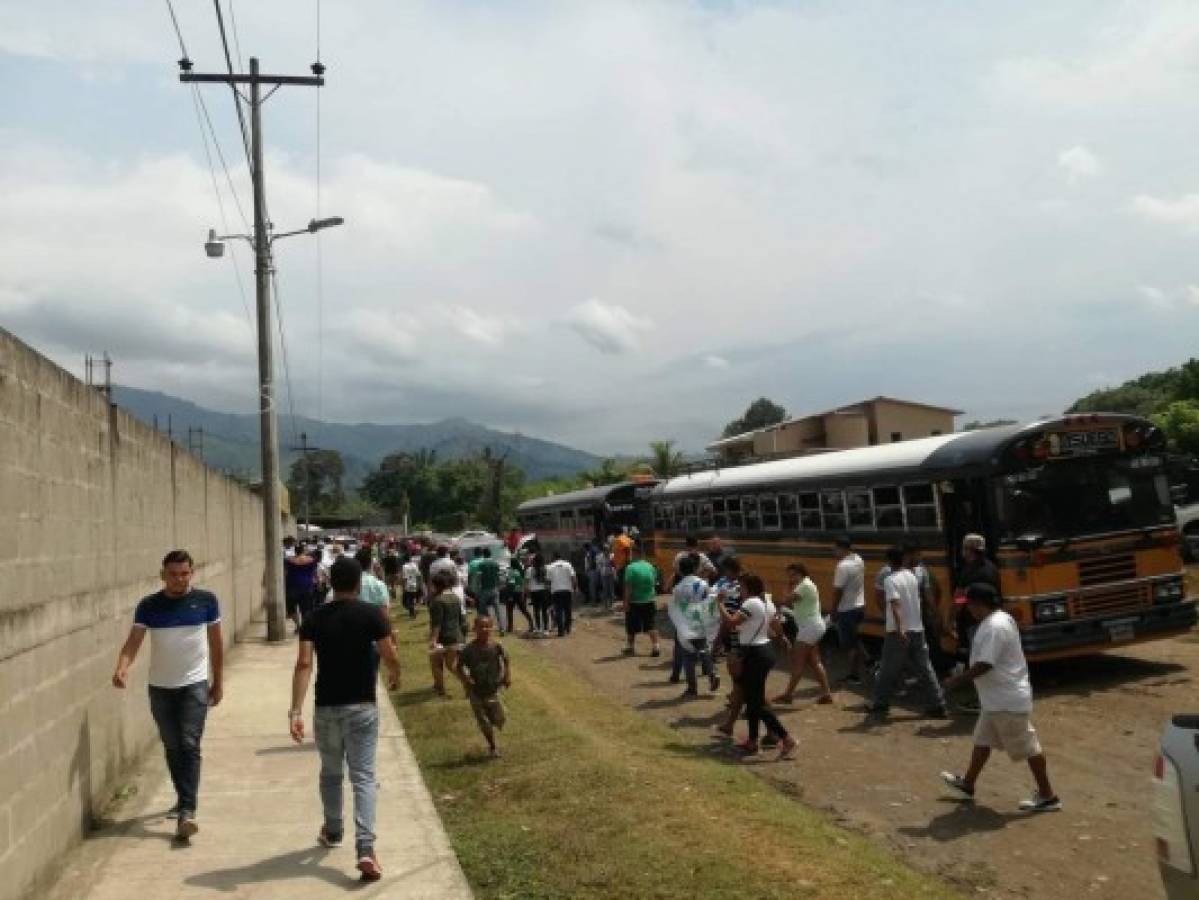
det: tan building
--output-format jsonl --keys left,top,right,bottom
{"left": 707, "top": 396, "right": 963, "bottom": 462}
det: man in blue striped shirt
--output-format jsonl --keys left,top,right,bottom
{"left": 112, "top": 549, "right": 223, "bottom": 841}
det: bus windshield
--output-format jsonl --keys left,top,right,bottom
{"left": 997, "top": 456, "right": 1174, "bottom": 543}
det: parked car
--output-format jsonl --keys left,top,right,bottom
{"left": 1152, "top": 715, "right": 1199, "bottom": 897}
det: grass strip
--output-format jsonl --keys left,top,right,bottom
{"left": 388, "top": 611, "right": 956, "bottom": 900}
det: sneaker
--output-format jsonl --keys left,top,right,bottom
{"left": 166, "top": 802, "right": 181, "bottom": 816}
{"left": 668, "top": 675, "right": 681, "bottom": 684}
{"left": 651, "top": 646, "right": 662, "bottom": 658}
{"left": 175, "top": 815, "right": 198, "bottom": 841}
{"left": 760, "top": 734, "right": 780, "bottom": 749}
{"left": 681, "top": 688, "right": 699, "bottom": 699}
{"left": 317, "top": 826, "right": 343, "bottom": 848}
{"left": 924, "top": 705, "right": 950, "bottom": 719}
{"left": 1018, "top": 793, "right": 1062, "bottom": 813}
{"left": 776, "top": 736, "right": 798, "bottom": 761}
{"left": 940, "top": 772, "right": 975, "bottom": 800}
{"left": 357, "top": 850, "right": 383, "bottom": 882}
{"left": 842, "top": 673, "right": 863, "bottom": 686}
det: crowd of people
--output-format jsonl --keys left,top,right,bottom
{"left": 108, "top": 526, "right": 1059, "bottom": 885}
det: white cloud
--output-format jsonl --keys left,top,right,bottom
{"left": 1136, "top": 285, "right": 1171, "bottom": 310}
{"left": 703, "top": 354, "right": 730, "bottom": 370}
{"left": 1057, "top": 145, "right": 1102, "bottom": 183}
{"left": 1131, "top": 193, "right": 1199, "bottom": 229}
{"left": 442, "top": 305, "right": 521, "bottom": 347}
{"left": 564, "top": 299, "right": 652, "bottom": 355}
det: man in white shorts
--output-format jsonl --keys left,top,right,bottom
{"left": 939, "top": 583, "right": 1060, "bottom": 812}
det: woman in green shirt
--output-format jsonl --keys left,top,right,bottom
{"left": 773, "top": 562, "right": 834, "bottom": 705}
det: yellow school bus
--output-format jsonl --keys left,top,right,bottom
{"left": 647, "top": 414, "right": 1195, "bottom": 661}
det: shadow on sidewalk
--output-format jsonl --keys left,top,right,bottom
{"left": 184, "top": 846, "right": 354, "bottom": 891}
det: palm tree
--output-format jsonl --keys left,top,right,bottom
{"left": 648, "top": 440, "right": 684, "bottom": 479}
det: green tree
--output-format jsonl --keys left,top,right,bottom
{"left": 582, "top": 457, "right": 631, "bottom": 486}
{"left": 1153, "top": 401, "right": 1199, "bottom": 456}
{"left": 722, "top": 397, "right": 786, "bottom": 438}
{"left": 286, "top": 449, "right": 345, "bottom": 515}
{"left": 648, "top": 440, "right": 684, "bottom": 479}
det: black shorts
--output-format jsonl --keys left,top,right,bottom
{"left": 402, "top": 590, "right": 421, "bottom": 607}
{"left": 781, "top": 615, "right": 799, "bottom": 643}
{"left": 625, "top": 602, "right": 657, "bottom": 636}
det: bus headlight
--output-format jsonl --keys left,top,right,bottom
{"left": 1034, "top": 598, "right": 1069, "bottom": 622}
{"left": 1153, "top": 580, "right": 1185, "bottom": 603}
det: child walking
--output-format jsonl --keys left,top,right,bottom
{"left": 456, "top": 616, "right": 511, "bottom": 758}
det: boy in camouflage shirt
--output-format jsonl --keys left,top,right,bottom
{"left": 455, "top": 616, "right": 511, "bottom": 758}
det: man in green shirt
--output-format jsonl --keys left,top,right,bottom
{"left": 621, "top": 544, "right": 661, "bottom": 657}
{"left": 475, "top": 548, "right": 504, "bottom": 633}
{"left": 455, "top": 616, "right": 511, "bottom": 758}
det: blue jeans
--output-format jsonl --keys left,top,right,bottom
{"left": 315, "top": 704, "right": 380, "bottom": 854}
{"left": 148, "top": 681, "right": 209, "bottom": 816}
{"left": 478, "top": 589, "right": 505, "bottom": 632}
{"left": 675, "top": 637, "right": 714, "bottom": 692}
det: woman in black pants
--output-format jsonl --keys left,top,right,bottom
{"left": 524, "top": 554, "right": 552, "bottom": 636}
{"left": 716, "top": 573, "right": 797, "bottom": 760}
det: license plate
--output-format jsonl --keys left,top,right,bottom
{"left": 1107, "top": 624, "right": 1135, "bottom": 642}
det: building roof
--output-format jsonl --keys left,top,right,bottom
{"left": 705, "top": 395, "right": 964, "bottom": 452}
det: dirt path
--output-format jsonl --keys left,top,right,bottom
{"left": 519, "top": 602, "right": 1194, "bottom": 899}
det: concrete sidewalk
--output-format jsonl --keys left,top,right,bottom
{"left": 42, "top": 623, "right": 473, "bottom": 899}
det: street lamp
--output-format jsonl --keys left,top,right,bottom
{"left": 203, "top": 213, "right": 343, "bottom": 641}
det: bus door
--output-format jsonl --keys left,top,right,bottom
{"left": 938, "top": 477, "right": 990, "bottom": 590}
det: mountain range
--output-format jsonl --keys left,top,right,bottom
{"left": 110, "top": 386, "right": 601, "bottom": 485}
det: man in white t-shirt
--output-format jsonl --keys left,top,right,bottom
{"left": 545, "top": 552, "right": 578, "bottom": 637}
{"left": 866, "top": 547, "right": 946, "bottom": 718}
{"left": 939, "top": 584, "right": 1060, "bottom": 812}
{"left": 831, "top": 536, "right": 868, "bottom": 684}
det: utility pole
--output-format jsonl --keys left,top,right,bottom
{"left": 181, "top": 57, "right": 325, "bottom": 642}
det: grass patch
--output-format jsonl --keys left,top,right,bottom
{"left": 387, "top": 612, "right": 955, "bottom": 900}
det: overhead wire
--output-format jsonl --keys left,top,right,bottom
{"left": 164, "top": 0, "right": 253, "bottom": 330}
{"left": 315, "top": 0, "right": 325, "bottom": 430}
{"left": 212, "top": 0, "right": 253, "bottom": 173}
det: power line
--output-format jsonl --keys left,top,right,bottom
{"left": 315, "top": 0, "right": 325, "bottom": 429}
{"left": 212, "top": 0, "right": 253, "bottom": 173}
{"left": 269, "top": 268, "right": 301, "bottom": 451}
{"left": 164, "top": 0, "right": 189, "bottom": 57}
{"left": 188, "top": 84, "right": 254, "bottom": 328}
{"left": 227, "top": 0, "right": 245, "bottom": 71}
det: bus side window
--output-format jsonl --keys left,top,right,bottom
{"left": 700, "top": 500, "right": 715, "bottom": 529}
{"left": 653, "top": 504, "right": 667, "bottom": 530}
{"left": 873, "top": 486, "right": 904, "bottom": 529}
{"left": 903, "top": 483, "right": 939, "bottom": 529}
{"left": 799, "top": 492, "right": 821, "bottom": 530}
{"left": 760, "top": 495, "right": 781, "bottom": 530}
{"left": 743, "top": 496, "right": 760, "bottom": 531}
{"left": 727, "top": 497, "right": 744, "bottom": 530}
{"left": 712, "top": 497, "right": 728, "bottom": 530}
{"left": 780, "top": 494, "right": 800, "bottom": 530}
{"left": 684, "top": 500, "right": 698, "bottom": 532}
{"left": 821, "top": 489, "right": 846, "bottom": 532}
{"left": 846, "top": 488, "right": 874, "bottom": 530}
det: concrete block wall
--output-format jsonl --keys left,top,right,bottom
{"left": 0, "top": 329, "right": 266, "bottom": 900}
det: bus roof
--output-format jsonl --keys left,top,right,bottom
{"left": 517, "top": 481, "right": 651, "bottom": 515}
{"left": 657, "top": 414, "right": 1148, "bottom": 497}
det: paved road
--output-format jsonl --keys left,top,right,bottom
{"left": 42, "top": 623, "right": 472, "bottom": 899}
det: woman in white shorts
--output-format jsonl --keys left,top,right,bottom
{"left": 774, "top": 562, "right": 834, "bottom": 705}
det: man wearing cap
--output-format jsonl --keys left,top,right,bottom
{"left": 940, "top": 583, "right": 1060, "bottom": 813}
{"left": 954, "top": 534, "right": 999, "bottom": 657}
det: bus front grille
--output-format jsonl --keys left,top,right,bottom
{"left": 1077, "top": 553, "right": 1137, "bottom": 587}
{"left": 1069, "top": 583, "right": 1148, "bottom": 619}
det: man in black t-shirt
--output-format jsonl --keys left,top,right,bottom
{"left": 290, "top": 557, "right": 400, "bottom": 883}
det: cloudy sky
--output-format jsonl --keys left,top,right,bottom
{"left": 3, "top": 1, "right": 1199, "bottom": 454}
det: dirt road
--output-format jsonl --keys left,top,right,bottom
{"left": 523, "top": 602, "right": 1195, "bottom": 899}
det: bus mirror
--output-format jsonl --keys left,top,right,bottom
{"left": 1015, "top": 533, "right": 1045, "bottom": 552}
